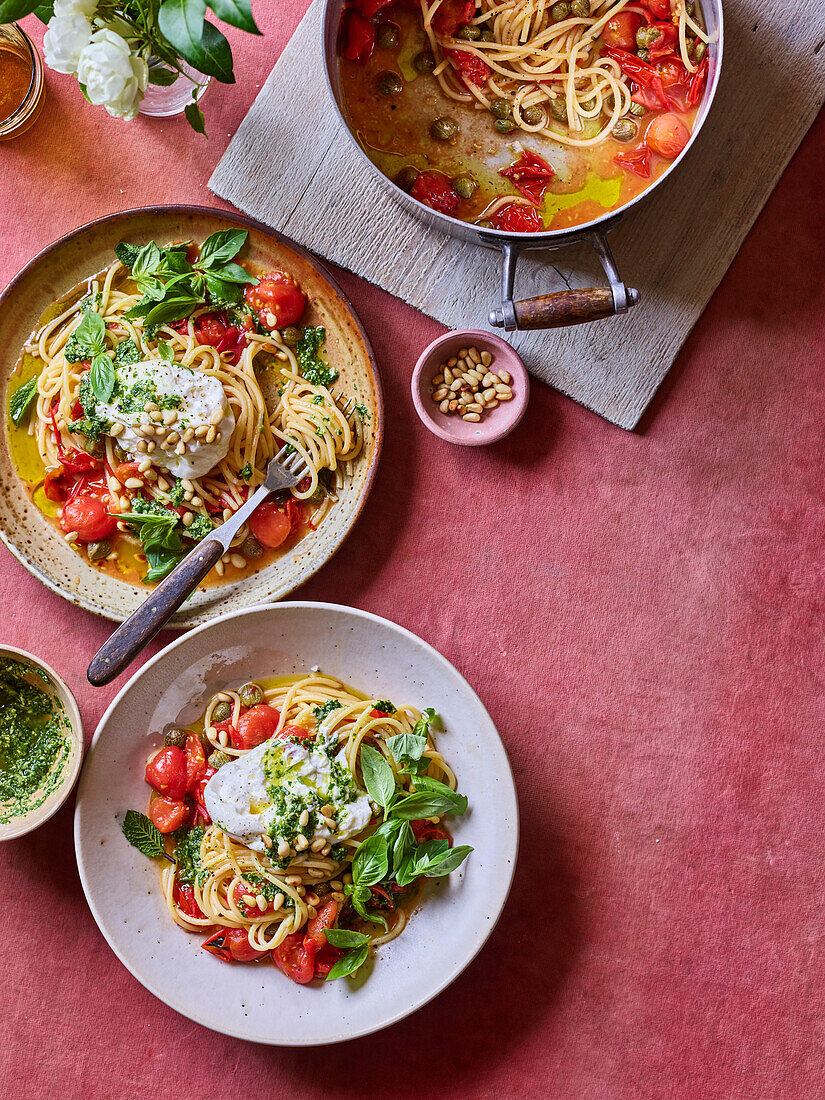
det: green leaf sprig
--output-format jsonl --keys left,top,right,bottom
{"left": 9, "top": 377, "right": 38, "bottom": 426}
{"left": 121, "top": 809, "right": 167, "bottom": 859}
{"left": 323, "top": 928, "right": 370, "bottom": 981}
{"left": 63, "top": 310, "right": 115, "bottom": 403}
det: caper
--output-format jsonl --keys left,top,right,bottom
{"left": 456, "top": 23, "right": 481, "bottom": 39}
{"left": 612, "top": 118, "right": 638, "bottom": 142}
{"left": 521, "top": 104, "right": 544, "bottom": 125}
{"left": 550, "top": 1, "right": 571, "bottom": 20}
{"left": 164, "top": 727, "right": 188, "bottom": 749}
{"left": 414, "top": 49, "right": 436, "bottom": 74}
{"left": 694, "top": 39, "right": 707, "bottom": 62}
{"left": 87, "top": 539, "right": 111, "bottom": 562}
{"left": 239, "top": 682, "right": 264, "bottom": 707}
{"left": 636, "top": 24, "right": 660, "bottom": 49}
{"left": 431, "top": 116, "right": 460, "bottom": 141}
{"left": 377, "top": 71, "right": 403, "bottom": 96}
{"left": 478, "top": 28, "right": 495, "bottom": 41}
{"left": 549, "top": 97, "right": 568, "bottom": 123}
{"left": 396, "top": 165, "right": 420, "bottom": 191}
{"left": 570, "top": 0, "right": 590, "bottom": 14}
{"left": 493, "top": 119, "right": 516, "bottom": 134}
{"left": 489, "top": 96, "right": 512, "bottom": 120}
{"left": 209, "top": 750, "right": 233, "bottom": 769}
{"left": 376, "top": 22, "right": 399, "bottom": 49}
{"left": 212, "top": 700, "right": 231, "bottom": 723}
{"left": 636, "top": 47, "right": 649, "bottom": 61}
{"left": 628, "top": 101, "right": 647, "bottom": 117}
{"left": 241, "top": 534, "right": 263, "bottom": 559}
{"left": 281, "top": 326, "right": 301, "bottom": 347}
{"left": 453, "top": 174, "right": 477, "bottom": 199}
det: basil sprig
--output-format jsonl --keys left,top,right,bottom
{"left": 64, "top": 310, "right": 115, "bottom": 403}
{"left": 323, "top": 928, "right": 371, "bottom": 981}
{"left": 117, "top": 229, "right": 257, "bottom": 328}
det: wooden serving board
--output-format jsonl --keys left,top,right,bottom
{"left": 210, "top": 0, "right": 825, "bottom": 429}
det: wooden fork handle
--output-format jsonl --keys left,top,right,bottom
{"left": 87, "top": 538, "right": 225, "bottom": 687}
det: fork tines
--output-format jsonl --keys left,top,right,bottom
{"left": 275, "top": 444, "right": 309, "bottom": 479}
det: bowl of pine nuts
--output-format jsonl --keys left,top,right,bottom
{"left": 411, "top": 331, "right": 529, "bottom": 446}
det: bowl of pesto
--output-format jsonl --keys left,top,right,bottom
{"left": 0, "top": 646, "right": 83, "bottom": 840}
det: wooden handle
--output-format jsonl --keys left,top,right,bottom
{"left": 513, "top": 287, "right": 617, "bottom": 329}
{"left": 87, "top": 538, "right": 225, "bottom": 687}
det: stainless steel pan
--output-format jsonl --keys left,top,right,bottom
{"left": 322, "top": 0, "right": 723, "bottom": 331}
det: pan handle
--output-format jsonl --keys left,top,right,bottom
{"left": 488, "top": 230, "right": 639, "bottom": 331}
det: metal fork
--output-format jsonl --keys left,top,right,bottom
{"left": 87, "top": 445, "right": 310, "bottom": 687}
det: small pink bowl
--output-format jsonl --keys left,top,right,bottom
{"left": 411, "top": 330, "right": 530, "bottom": 446}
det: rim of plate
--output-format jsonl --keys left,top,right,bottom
{"left": 73, "top": 602, "right": 520, "bottom": 1044}
{"left": 0, "top": 206, "right": 383, "bottom": 625}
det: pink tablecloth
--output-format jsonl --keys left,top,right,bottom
{"left": 3, "top": 8, "right": 824, "bottom": 1098}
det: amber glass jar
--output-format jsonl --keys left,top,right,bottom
{"left": 0, "top": 23, "right": 44, "bottom": 140}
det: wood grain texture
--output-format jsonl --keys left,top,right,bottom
{"left": 209, "top": 0, "right": 825, "bottom": 429}
{"left": 514, "top": 287, "right": 618, "bottom": 329}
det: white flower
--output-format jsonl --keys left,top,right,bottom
{"left": 43, "top": 13, "right": 93, "bottom": 75}
{"left": 53, "top": 0, "right": 97, "bottom": 16}
{"left": 76, "top": 29, "right": 148, "bottom": 121}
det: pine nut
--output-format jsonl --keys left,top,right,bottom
{"left": 295, "top": 835, "right": 309, "bottom": 851}
{"left": 494, "top": 383, "right": 511, "bottom": 395}
{"left": 175, "top": 441, "right": 185, "bottom": 455}
{"left": 497, "top": 369, "right": 511, "bottom": 384}
{"left": 277, "top": 839, "right": 290, "bottom": 858}
{"left": 221, "top": 554, "right": 230, "bottom": 565}
{"left": 468, "top": 346, "right": 481, "bottom": 364}
{"left": 109, "top": 478, "right": 122, "bottom": 492}
{"left": 150, "top": 410, "right": 163, "bottom": 422}
{"left": 195, "top": 425, "right": 209, "bottom": 439}
{"left": 463, "top": 412, "right": 481, "bottom": 422}
{"left": 323, "top": 816, "right": 337, "bottom": 831}
{"left": 145, "top": 402, "right": 159, "bottom": 413}
{"left": 147, "top": 441, "right": 156, "bottom": 453}
{"left": 272, "top": 893, "right": 284, "bottom": 910}
{"left": 230, "top": 553, "right": 246, "bottom": 569}
{"left": 256, "top": 894, "right": 267, "bottom": 911}
{"left": 286, "top": 875, "right": 302, "bottom": 886}
{"left": 182, "top": 428, "right": 195, "bottom": 443}
{"left": 467, "top": 402, "right": 484, "bottom": 413}
{"left": 481, "top": 351, "right": 493, "bottom": 366}
{"left": 486, "top": 398, "right": 499, "bottom": 409}
{"left": 162, "top": 410, "right": 177, "bottom": 425}
{"left": 458, "top": 347, "right": 468, "bottom": 358}
{"left": 261, "top": 834, "right": 273, "bottom": 849}
{"left": 265, "top": 311, "right": 277, "bottom": 328}
{"left": 165, "top": 431, "right": 180, "bottom": 445}
{"left": 210, "top": 408, "right": 223, "bottom": 426}
{"left": 431, "top": 373, "right": 444, "bottom": 386}
{"left": 182, "top": 511, "right": 194, "bottom": 526}
{"left": 498, "top": 391, "right": 514, "bottom": 401}
{"left": 330, "top": 880, "right": 343, "bottom": 890}
{"left": 242, "top": 893, "right": 256, "bottom": 907}
{"left": 459, "top": 393, "right": 472, "bottom": 406}
{"left": 206, "top": 426, "right": 216, "bottom": 444}
{"left": 118, "top": 495, "right": 130, "bottom": 511}
{"left": 331, "top": 891, "right": 345, "bottom": 903}
{"left": 439, "top": 399, "right": 450, "bottom": 413}
{"left": 447, "top": 357, "right": 458, "bottom": 367}
{"left": 223, "top": 508, "right": 233, "bottom": 521}
{"left": 443, "top": 367, "right": 454, "bottom": 385}
{"left": 136, "top": 440, "right": 147, "bottom": 453}
{"left": 298, "top": 809, "right": 310, "bottom": 827}
{"left": 218, "top": 728, "right": 229, "bottom": 746}
{"left": 145, "top": 469, "right": 157, "bottom": 482}
{"left": 122, "top": 477, "right": 141, "bottom": 490}
{"left": 137, "top": 459, "right": 152, "bottom": 473}
{"left": 432, "top": 387, "right": 449, "bottom": 402}
{"left": 190, "top": 496, "right": 202, "bottom": 508}
{"left": 215, "top": 561, "right": 225, "bottom": 575}
{"left": 482, "top": 373, "right": 497, "bottom": 387}
{"left": 157, "top": 477, "right": 170, "bottom": 491}
{"left": 310, "top": 837, "right": 325, "bottom": 852}
{"left": 182, "top": 479, "right": 195, "bottom": 492}
{"left": 306, "top": 905, "right": 317, "bottom": 919}
{"left": 64, "top": 530, "right": 78, "bottom": 543}
{"left": 448, "top": 378, "right": 462, "bottom": 392}
{"left": 110, "top": 421, "right": 125, "bottom": 437}
{"left": 482, "top": 387, "right": 497, "bottom": 401}
{"left": 448, "top": 399, "right": 458, "bottom": 412}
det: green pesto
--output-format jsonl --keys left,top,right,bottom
{"left": 0, "top": 659, "right": 71, "bottom": 825}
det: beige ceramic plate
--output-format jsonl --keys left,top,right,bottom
{"left": 0, "top": 207, "right": 382, "bottom": 624}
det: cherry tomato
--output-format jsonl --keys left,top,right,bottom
{"left": 411, "top": 819, "right": 452, "bottom": 845}
{"left": 641, "top": 0, "right": 670, "bottom": 17}
{"left": 184, "top": 731, "right": 207, "bottom": 791}
{"left": 43, "top": 466, "right": 72, "bottom": 502}
{"left": 244, "top": 271, "right": 306, "bottom": 329}
{"left": 602, "top": 11, "right": 642, "bottom": 49}
{"left": 645, "top": 112, "right": 690, "bottom": 159}
{"left": 249, "top": 499, "right": 292, "bottom": 549}
{"left": 211, "top": 717, "right": 237, "bottom": 743}
{"left": 174, "top": 881, "right": 206, "bottom": 919}
{"left": 194, "top": 314, "right": 228, "bottom": 347}
{"left": 232, "top": 880, "right": 272, "bottom": 917}
{"left": 278, "top": 724, "right": 313, "bottom": 741}
{"left": 342, "top": 7, "right": 375, "bottom": 63}
{"left": 114, "top": 461, "right": 141, "bottom": 485}
{"left": 233, "top": 704, "right": 281, "bottom": 750}
{"left": 410, "top": 171, "right": 460, "bottom": 216}
{"left": 304, "top": 898, "right": 339, "bottom": 950}
{"left": 445, "top": 48, "right": 490, "bottom": 88}
{"left": 60, "top": 493, "right": 116, "bottom": 542}
{"left": 193, "top": 765, "right": 216, "bottom": 824}
{"left": 145, "top": 746, "right": 188, "bottom": 800}
{"left": 431, "top": 0, "right": 475, "bottom": 36}
{"left": 273, "top": 931, "right": 316, "bottom": 983}
{"left": 490, "top": 203, "right": 543, "bottom": 233}
{"left": 203, "top": 927, "right": 267, "bottom": 963}
{"left": 313, "top": 943, "right": 345, "bottom": 978}
{"left": 647, "top": 21, "right": 678, "bottom": 61}
{"left": 148, "top": 796, "right": 188, "bottom": 833}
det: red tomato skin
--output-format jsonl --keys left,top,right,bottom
{"left": 432, "top": 0, "right": 475, "bottom": 36}
{"left": 411, "top": 819, "right": 452, "bottom": 845}
{"left": 410, "top": 172, "right": 460, "bottom": 216}
{"left": 44, "top": 466, "right": 71, "bottom": 502}
{"left": 602, "top": 11, "right": 642, "bottom": 49}
{"left": 233, "top": 704, "right": 281, "bottom": 750}
{"left": 174, "top": 882, "right": 206, "bottom": 919}
{"left": 145, "top": 746, "right": 188, "bottom": 800}
{"left": 645, "top": 112, "right": 690, "bottom": 158}
{"left": 60, "top": 493, "right": 116, "bottom": 542}
{"left": 148, "top": 796, "right": 188, "bottom": 833}
{"left": 249, "top": 499, "right": 292, "bottom": 549}
{"left": 304, "top": 898, "right": 339, "bottom": 950}
{"left": 194, "top": 315, "right": 227, "bottom": 347}
{"left": 273, "top": 932, "right": 316, "bottom": 983}
{"left": 278, "top": 724, "right": 313, "bottom": 741}
{"left": 184, "top": 732, "right": 207, "bottom": 791}
{"left": 193, "top": 765, "right": 216, "bottom": 824}
{"left": 244, "top": 271, "right": 306, "bottom": 329}
{"left": 232, "top": 880, "right": 272, "bottom": 917}
{"left": 490, "top": 203, "right": 543, "bottom": 233}
{"left": 114, "top": 461, "right": 141, "bottom": 485}
{"left": 445, "top": 48, "right": 490, "bottom": 88}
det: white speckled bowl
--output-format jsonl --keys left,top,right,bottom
{"left": 74, "top": 603, "right": 519, "bottom": 1044}
{"left": 0, "top": 645, "right": 84, "bottom": 841}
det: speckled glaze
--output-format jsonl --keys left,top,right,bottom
{"left": 0, "top": 207, "right": 383, "bottom": 625}
{"left": 74, "top": 602, "right": 519, "bottom": 1044}
{"left": 0, "top": 645, "right": 84, "bottom": 841}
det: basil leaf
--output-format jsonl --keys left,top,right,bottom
{"left": 351, "top": 833, "right": 389, "bottom": 887}
{"left": 211, "top": 261, "right": 257, "bottom": 284}
{"left": 208, "top": 0, "right": 260, "bottom": 35}
{"left": 411, "top": 707, "right": 438, "bottom": 738}
{"left": 395, "top": 851, "right": 418, "bottom": 888}
{"left": 390, "top": 788, "right": 468, "bottom": 819}
{"left": 185, "top": 99, "right": 207, "bottom": 135}
{"left": 33, "top": 2, "right": 53, "bottom": 21}
{"left": 157, "top": 340, "right": 175, "bottom": 361}
{"left": 360, "top": 744, "right": 396, "bottom": 815}
{"left": 143, "top": 545, "right": 185, "bottom": 583}
{"left": 132, "top": 241, "right": 162, "bottom": 279}
{"left": 324, "top": 928, "right": 369, "bottom": 950}
{"left": 198, "top": 228, "right": 248, "bottom": 268}
{"left": 89, "top": 352, "right": 115, "bottom": 403}
{"left": 9, "top": 377, "right": 37, "bottom": 426}
{"left": 385, "top": 733, "right": 427, "bottom": 767}
{"left": 421, "top": 844, "right": 473, "bottom": 877}
{"left": 121, "top": 809, "right": 165, "bottom": 858}
{"left": 72, "top": 309, "right": 106, "bottom": 356}
{"left": 144, "top": 294, "right": 204, "bottom": 326}
{"left": 325, "top": 943, "right": 369, "bottom": 981}
{"left": 203, "top": 272, "right": 243, "bottom": 308}
{"left": 159, "top": 0, "right": 235, "bottom": 83}
{"left": 392, "top": 819, "right": 414, "bottom": 872}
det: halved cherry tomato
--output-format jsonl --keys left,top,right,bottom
{"left": 445, "top": 48, "right": 490, "bottom": 88}
{"left": 304, "top": 898, "right": 339, "bottom": 950}
{"left": 686, "top": 56, "right": 708, "bottom": 108}
{"left": 410, "top": 171, "right": 460, "bottom": 216}
{"left": 249, "top": 499, "right": 292, "bottom": 549}
{"left": 194, "top": 314, "right": 228, "bottom": 347}
{"left": 499, "top": 150, "right": 556, "bottom": 206}
{"left": 184, "top": 731, "right": 207, "bottom": 792}
{"left": 232, "top": 880, "right": 272, "bottom": 917}
{"left": 641, "top": 0, "right": 670, "bottom": 16}
{"left": 193, "top": 765, "right": 216, "bottom": 824}
{"left": 233, "top": 704, "right": 281, "bottom": 750}
{"left": 244, "top": 271, "right": 306, "bottom": 329}
{"left": 114, "top": 461, "right": 141, "bottom": 485}
{"left": 174, "top": 881, "right": 206, "bottom": 919}
{"left": 60, "top": 492, "right": 116, "bottom": 542}
{"left": 615, "top": 144, "right": 652, "bottom": 178}
{"left": 490, "top": 203, "right": 543, "bottom": 233}
{"left": 313, "top": 943, "right": 345, "bottom": 978}
{"left": 203, "top": 927, "right": 267, "bottom": 963}
{"left": 342, "top": 7, "right": 375, "bottom": 63}
{"left": 432, "top": 0, "right": 475, "bottom": 36}
{"left": 352, "top": 0, "right": 395, "bottom": 15}
{"left": 148, "top": 796, "right": 188, "bottom": 833}
{"left": 411, "top": 819, "right": 452, "bottom": 845}
{"left": 602, "top": 11, "right": 642, "bottom": 49}
{"left": 43, "top": 466, "right": 72, "bottom": 502}
{"left": 145, "top": 746, "right": 187, "bottom": 800}
{"left": 273, "top": 931, "right": 316, "bottom": 983}
{"left": 645, "top": 112, "right": 689, "bottom": 159}
{"left": 279, "top": 724, "right": 313, "bottom": 741}
{"left": 370, "top": 708, "right": 390, "bottom": 718}
{"left": 647, "top": 21, "right": 678, "bottom": 60}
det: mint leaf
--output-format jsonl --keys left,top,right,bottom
{"left": 360, "top": 744, "right": 396, "bottom": 815}
{"left": 325, "top": 943, "right": 369, "bottom": 981}
{"left": 9, "top": 377, "right": 37, "bottom": 426}
{"left": 122, "top": 810, "right": 165, "bottom": 858}
{"left": 324, "top": 928, "right": 369, "bottom": 950}
{"left": 115, "top": 241, "right": 141, "bottom": 269}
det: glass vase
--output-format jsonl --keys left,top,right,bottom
{"left": 139, "top": 58, "right": 209, "bottom": 119}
